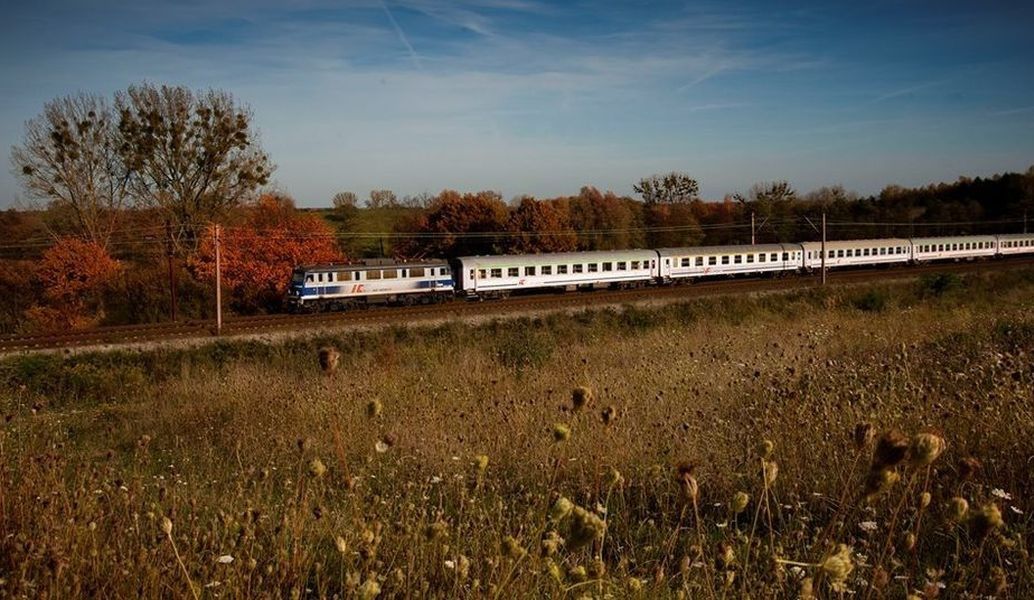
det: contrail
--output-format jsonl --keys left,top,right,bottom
{"left": 382, "top": 0, "right": 422, "bottom": 70}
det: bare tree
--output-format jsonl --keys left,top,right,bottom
{"left": 332, "top": 191, "right": 358, "bottom": 209}
{"left": 11, "top": 93, "right": 129, "bottom": 247}
{"left": 367, "top": 189, "right": 397, "bottom": 209}
{"left": 116, "top": 83, "right": 272, "bottom": 250}
{"left": 633, "top": 172, "right": 700, "bottom": 204}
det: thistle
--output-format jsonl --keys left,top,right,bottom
{"left": 552, "top": 423, "right": 571, "bottom": 443}
{"left": 909, "top": 433, "right": 946, "bottom": 466}
{"left": 872, "top": 430, "right": 910, "bottom": 469}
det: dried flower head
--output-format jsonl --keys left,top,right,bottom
{"left": 160, "top": 516, "right": 173, "bottom": 536}
{"left": 605, "top": 467, "right": 625, "bottom": 488}
{"left": 600, "top": 406, "right": 617, "bottom": 426}
{"left": 550, "top": 496, "right": 574, "bottom": 522}
{"left": 571, "top": 386, "right": 593, "bottom": 411}
{"left": 366, "top": 399, "right": 383, "bottom": 419}
{"left": 872, "top": 430, "right": 910, "bottom": 470}
{"left": 568, "top": 506, "right": 606, "bottom": 550}
{"left": 970, "top": 503, "right": 1004, "bottom": 539}
{"left": 758, "top": 439, "right": 775, "bottom": 459}
{"left": 958, "top": 457, "right": 982, "bottom": 481}
{"left": 676, "top": 462, "right": 699, "bottom": 502}
{"left": 318, "top": 347, "right": 340, "bottom": 373}
{"left": 946, "top": 497, "right": 969, "bottom": 522}
{"left": 335, "top": 536, "right": 348, "bottom": 554}
{"left": 820, "top": 544, "right": 854, "bottom": 590}
{"left": 730, "top": 491, "right": 750, "bottom": 514}
{"left": 358, "top": 578, "right": 381, "bottom": 600}
{"left": 501, "top": 535, "right": 526, "bottom": 559}
{"left": 473, "top": 454, "right": 489, "bottom": 472}
{"left": 309, "top": 458, "right": 327, "bottom": 478}
{"left": 864, "top": 468, "right": 901, "bottom": 501}
{"left": 919, "top": 491, "right": 932, "bottom": 509}
{"left": 763, "top": 460, "right": 779, "bottom": 486}
{"left": 910, "top": 433, "right": 946, "bottom": 466}
{"left": 552, "top": 423, "right": 571, "bottom": 443}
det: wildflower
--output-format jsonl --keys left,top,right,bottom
{"left": 872, "top": 430, "right": 909, "bottom": 469}
{"left": 991, "top": 488, "right": 1012, "bottom": 501}
{"left": 335, "top": 536, "right": 348, "bottom": 554}
{"left": 919, "top": 491, "right": 932, "bottom": 509}
{"left": 910, "top": 433, "right": 946, "bottom": 466}
{"left": 473, "top": 454, "right": 489, "bottom": 472}
{"left": 568, "top": 565, "right": 587, "bottom": 582}
{"left": 160, "top": 516, "right": 173, "bottom": 536}
{"left": 858, "top": 521, "right": 878, "bottom": 533}
{"left": 216, "top": 555, "right": 234, "bottom": 564}
{"left": 552, "top": 423, "right": 571, "bottom": 443}
{"left": 946, "top": 497, "right": 969, "bottom": 522}
{"left": 758, "top": 439, "right": 775, "bottom": 459}
{"left": 308, "top": 458, "right": 327, "bottom": 478}
{"left": 366, "top": 399, "right": 382, "bottom": 419}
{"left": 550, "top": 496, "right": 574, "bottom": 522}
{"left": 970, "top": 503, "right": 1004, "bottom": 539}
{"left": 318, "top": 347, "right": 340, "bottom": 373}
{"left": 820, "top": 544, "right": 854, "bottom": 590}
{"left": 730, "top": 491, "right": 750, "bottom": 514}
{"left": 571, "top": 386, "right": 593, "bottom": 411}
{"left": 568, "top": 506, "right": 606, "bottom": 550}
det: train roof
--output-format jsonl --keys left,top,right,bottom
{"left": 455, "top": 249, "right": 657, "bottom": 266}
{"left": 994, "top": 233, "right": 1034, "bottom": 240}
{"left": 908, "top": 234, "right": 997, "bottom": 243}
{"left": 799, "top": 238, "right": 910, "bottom": 249}
{"left": 656, "top": 244, "right": 792, "bottom": 256}
{"left": 296, "top": 259, "right": 449, "bottom": 272}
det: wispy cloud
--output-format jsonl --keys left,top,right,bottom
{"left": 990, "top": 105, "right": 1034, "bottom": 116}
{"left": 382, "top": 1, "right": 423, "bottom": 69}
{"left": 873, "top": 79, "right": 949, "bottom": 102}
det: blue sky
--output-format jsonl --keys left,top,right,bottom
{"left": 2, "top": 1, "right": 1033, "bottom": 208}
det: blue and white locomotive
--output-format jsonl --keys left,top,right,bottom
{"left": 287, "top": 260, "right": 453, "bottom": 310}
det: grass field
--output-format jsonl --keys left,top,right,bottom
{"left": 1, "top": 269, "right": 1032, "bottom": 598}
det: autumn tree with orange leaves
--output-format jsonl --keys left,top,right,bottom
{"left": 506, "top": 197, "right": 577, "bottom": 253}
{"left": 24, "top": 237, "right": 121, "bottom": 331}
{"left": 396, "top": 190, "right": 508, "bottom": 257}
{"left": 190, "top": 193, "right": 343, "bottom": 312}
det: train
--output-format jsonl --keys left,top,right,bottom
{"left": 286, "top": 233, "right": 1034, "bottom": 311}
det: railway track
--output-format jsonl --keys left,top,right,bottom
{"left": 2, "top": 256, "right": 1031, "bottom": 353}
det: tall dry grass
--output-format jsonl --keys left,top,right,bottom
{"left": 1, "top": 270, "right": 1033, "bottom": 597}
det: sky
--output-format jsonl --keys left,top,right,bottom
{"left": 1, "top": 0, "right": 1033, "bottom": 208}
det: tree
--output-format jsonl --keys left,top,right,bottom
{"left": 634, "top": 172, "right": 700, "bottom": 204}
{"left": 332, "top": 191, "right": 358, "bottom": 209}
{"left": 11, "top": 93, "right": 129, "bottom": 247}
{"left": 26, "top": 237, "right": 120, "bottom": 330}
{"left": 396, "top": 190, "right": 508, "bottom": 257}
{"left": 735, "top": 181, "right": 799, "bottom": 242}
{"left": 564, "top": 187, "right": 640, "bottom": 250}
{"left": 367, "top": 189, "right": 397, "bottom": 209}
{"left": 116, "top": 83, "right": 272, "bottom": 251}
{"left": 505, "top": 197, "right": 577, "bottom": 253}
{"left": 189, "top": 193, "right": 343, "bottom": 312}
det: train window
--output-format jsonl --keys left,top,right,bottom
{"left": 478, "top": 269, "right": 486, "bottom": 279}
{"left": 508, "top": 267, "right": 519, "bottom": 277}
{"left": 542, "top": 265, "right": 553, "bottom": 275}
{"left": 734, "top": 255, "right": 742, "bottom": 264}
{"left": 525, "top": 266, "right": 536, "bottom": 276}
{"left": 443, "top": 267, "right": 451, "bottom": 275}
{"left": 847, "top": 249, "right": 854, "bottom": 257}
{"left": 559, "top": 265, "right": 569, "bottom": 274}
{"left": 746, "top": 254, "right": 754, "bottom": 263}
{"left": 491, "top": 268, "right": 502, "bottom": 278}
{"left": 680, "top": 258, "right": 689, "bottom": 267}
{"left": 410, "top": 267, "right": 425, "bottom": 277}
{"left": 305, "top": 274, "right": 314, "bottom": 283}
{"left": 709, "top": 256, "right": 717, "bottom": 265}
{"left": 367, "top": 270, "right": 382, "bottom": 280}
{"left": 382, "top": 269, "right": 398, "bottom": 279}
{"left": 617, "top": 262, "right": 627, "bottom": 271}
{"left": 695, "top": 257, "right": 704, "bottom": 266}
{"left": 783, "top": 252, "right": 790, "bottom": 261}
{"left": 721, "top": 256, "right": 730, "bottom": 265}
{"left": 631, "top": 261, "right": 640, "bottom": 269}
{"left": 602, "top": 262, "right": 613, "bottom": 272}
{"left": 588, "top": 264, "right": 599, "bottom": 273}
{"left": 573, "top": 264, "right": 583, "bottom": 273}
{"left": 759, "top": 253, "right": 766, "bottom": 263}
{"left": 400, "top": 269, "right": 408, "bottom": 278}
{"left": 772, "top": 253, "right": 779, "bottom": 262}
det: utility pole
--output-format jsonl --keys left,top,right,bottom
{"left": 214, "top": 224, "right": 222, "bottom": 335}
{"left": 165, "top": 220, "right": 178, "bottom": 322}
{"left": 751, "top": 211, "right": 755, "bottom": 245}
{"left": 1025, "top": 210, "right": 1028, "bottom": 234}
{"left": 821, "top": 212, "right": 827, "bottom": 286}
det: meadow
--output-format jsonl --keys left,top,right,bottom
{"left": 1, "top": 269, "right": 1032, "bottom": 598}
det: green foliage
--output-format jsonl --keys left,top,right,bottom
{"left": 852, "top": 289, "right": 889, "bottom": 312}
{"left": 919, "top": 272, "right": 964, "bottom": 297}
{"left": 492, "top": 322, "right": 556, "bottom": 371}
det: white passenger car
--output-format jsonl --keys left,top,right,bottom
{"left": 996, "top": 233, "right": 1034, "bottom": 256}
{"left": 657, "top": 244, "right": 800, "bottom": 281}
{"left": 454, "top": 250, "right": 659, "bottom": 298}
{"left": 801, "top": 238, "right": 911, "bottom": 270}
{"left": 287, "top": 260, "right": 454, "bottom": 310}
{"left": 911, "top": 235, "right": 997, "bottom": 262}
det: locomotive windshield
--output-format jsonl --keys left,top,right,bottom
{"left": 291, "top": 269, "right": 305, "bottom": 284}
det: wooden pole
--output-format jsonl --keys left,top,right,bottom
{"left": 215, "top": 224, "right": 222, "bottom": 335}
{"left": 821, "top": 212, "right": 827, "bottom": 286}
